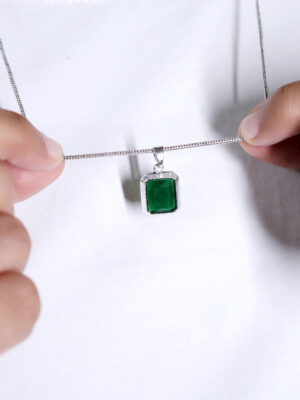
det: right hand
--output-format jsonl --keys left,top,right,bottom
{"left": 0, "top": 108, "right": 64, "bottom": 353}
{"left": 239, "top": 81, "right": 300, "bottom": 169}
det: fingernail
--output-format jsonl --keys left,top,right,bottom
{"left": 41, "top": 133, "right": 64, "bottom": 163}
{"left": 240, "top": 106, "right": 265, "bottom": 143}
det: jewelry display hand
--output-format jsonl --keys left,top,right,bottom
{"left": 239, "top": 81, "right": 300, "bottom": 169}
{"left": 0, "top": 109, "right": 64, "bottom": 353}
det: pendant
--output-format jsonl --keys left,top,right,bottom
{"left": 140, "top": 146, "right": 179, "bottom": 214}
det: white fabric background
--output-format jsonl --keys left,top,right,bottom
{"left": 0, "top": 0, "right": 300, "bottom": 399}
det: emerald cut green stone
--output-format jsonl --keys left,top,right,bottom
{"left": 146, "top": 178, "right": 177, "bottom": 214}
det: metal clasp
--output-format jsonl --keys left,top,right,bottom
{"left": 152, "top": 146, "right": 164, "bottom": 173}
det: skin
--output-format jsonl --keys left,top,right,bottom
{"left": 1, "top": 81, "right": 300, "bottom": 354}
{"left": 239, "top": 81, "right": 300, "bottom": 169}
{"left": 0, "top": 109, "right": 64, "bottom": 354}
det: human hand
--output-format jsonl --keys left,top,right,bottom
{"left": 239, "top": 81, "right": 300, "bottom": 169}
{"left": 0, "top": 109, "right": 64, "bottom": 353}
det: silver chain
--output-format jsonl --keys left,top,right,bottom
{"left": 0, "top": 0, "right": 268, "bottom": 161}
{"left": 0, "top": 39, "right": 27, "bottom": 118}
{"left": 255, "top": 0, "right": 269, "bottom": 99}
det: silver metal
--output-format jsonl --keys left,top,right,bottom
{"left": 140, "top": 171, "right": 179, "bottom": 214}
{"left": 0, "top": 0, "right": 268, "bottom": 160}
{"left": 62, "top": 136, "right": 244, "bottom": 160}
{"left": 0, "top": 38, "right": 26, "bottom": 118}
{"left": 152, "top": 146, "right": 164, "bottom": 173}
{"left": 255, "top": 0, "right": 269, "bottom": 99}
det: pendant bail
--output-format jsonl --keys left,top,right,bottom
{"left": 152, "top": 146, "right": 164, "bottom": 173}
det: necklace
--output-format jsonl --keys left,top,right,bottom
{"left": 0, "top": 0, "right": 268, "bottom": 214}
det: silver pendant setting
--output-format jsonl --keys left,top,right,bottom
{"left": 140, "top": 147, "right": 179, "bottom": 214}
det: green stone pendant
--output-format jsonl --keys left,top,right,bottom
{"left": 140, "top": 147, "right": 179, "bottom": 214}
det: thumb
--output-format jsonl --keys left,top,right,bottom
{"left": 0, "top": 109, "right": 65, "bottom": 201}
{"left": 239, "top": 81, "right": 300, "bottom": 146}
{"left": 0, "top": 108, "right": 63, "bottom": 170}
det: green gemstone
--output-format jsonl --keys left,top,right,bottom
{"left": 146, "top": 178, "right": 177, "bottom": 214}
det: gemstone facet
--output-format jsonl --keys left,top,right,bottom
{"left": 140, "top": 171, "right": 179, "bottom": 214}
{"left": 146, "top": 178, "right": 176, "bottom": 213}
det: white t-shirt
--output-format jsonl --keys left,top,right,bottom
{"left": 1, "top": 1, "right": 300, "bottom": 399}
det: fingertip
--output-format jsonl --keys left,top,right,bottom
{"left": 40, "top": 132, "right": 64, "bottom": 167}
{"left": 0, "top": 109, "right": 65, "bottom": 171}
{"left": 239, "top": 81, "right": 300, "bottom": 148}
{"left": 239, "top": 104, "right": 266, "bottom": 145}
